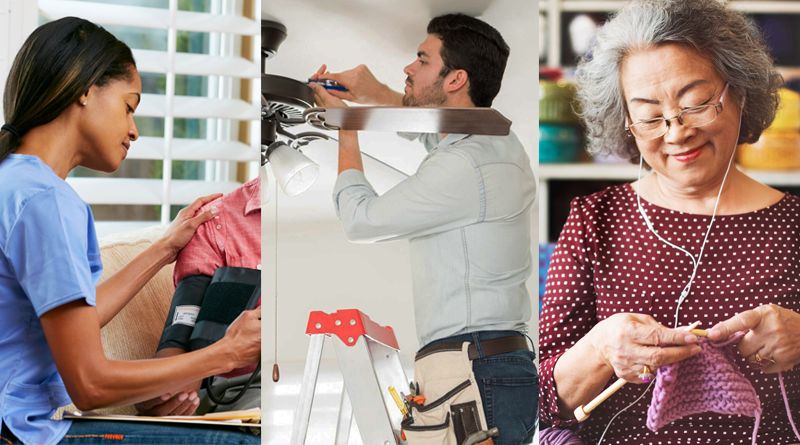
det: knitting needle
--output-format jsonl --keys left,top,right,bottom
{"left": 574, "top": 321, "right": 702, "bottom": 422}
{"left": 574, "top": 378, "right": 627, "bottom": 421}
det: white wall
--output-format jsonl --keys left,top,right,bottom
{"left": 262, "top": 0, "right": 539, "bottom": 362}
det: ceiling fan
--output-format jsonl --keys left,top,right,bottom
{"left": 261, "top": 19, "right": 513, "bottom": 197}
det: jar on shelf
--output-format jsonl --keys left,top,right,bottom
{"left": 539, "top": 80, "right": 579, "bottom": 124}
{"left": 738, "top": 88, "right": 800, "bottom": 170}
{"left": 540, "top": 124, "right": 580, "bottom": 163}
{"left": 539, "top": 80, "right": 581, "bottom": 163}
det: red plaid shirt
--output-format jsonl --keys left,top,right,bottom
{"left": 173, "top": 177, "right": 261, "bottom": 378}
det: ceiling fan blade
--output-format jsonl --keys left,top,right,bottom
{"left": 306, "top": 107, "right": 512, "bottom": 136}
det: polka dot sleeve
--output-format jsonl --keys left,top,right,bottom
{"left": 539, "top": 193, "right": 603, "bottom": 426}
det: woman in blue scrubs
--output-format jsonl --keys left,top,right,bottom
{"left": 0, "top": 18, "right": 261, "bottom": 445}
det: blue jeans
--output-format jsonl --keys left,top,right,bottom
{"left": 1, "top": 420, "right": 260, "bottom": 444}
{"left": 419, "top": 330, "right": 539, "bottom": 445}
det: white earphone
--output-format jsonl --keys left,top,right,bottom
{"left": 635, "top": 87, "right": 744, "bottom": 327}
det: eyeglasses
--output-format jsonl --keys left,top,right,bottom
{"left": 625, "top": 83, "right": 729, "bottom": 140}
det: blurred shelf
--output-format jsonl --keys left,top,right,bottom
{"left": 744, "top": 169, "right": 800, "bottom": 186}
{"left": 778, "top": 67, "right": 800, "bottom": 80}
{"left": 540, "top": 163, "right": 637, "bottom": 180}
{"left": 541, "top": 162, "right": 800, "bottom": 185}
{"left": 731, "top": 2, "right": 800, "bottom": 13}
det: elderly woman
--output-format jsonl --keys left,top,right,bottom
{"left": 539, "top": 1, "right": 800, "bottom": 444}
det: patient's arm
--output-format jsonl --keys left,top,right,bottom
{"left": 131, "top": 199, "right": 226, "bottom": 415}
{"left": 134, "top": 348, "right": 203, "bottom": 416}
{"left": 136, "top": 272, "right": 211, "bottom": 415}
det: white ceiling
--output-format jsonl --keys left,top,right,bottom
{"left": 262, "top": 0, "right": 538, "bottom": 222}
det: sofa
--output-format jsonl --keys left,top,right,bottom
{"left": 56, "top": 225, "right": 174, "bottom": 417}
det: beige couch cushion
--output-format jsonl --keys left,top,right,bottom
{"left": 57, "top": 225, "right": 174, "bottom": 417}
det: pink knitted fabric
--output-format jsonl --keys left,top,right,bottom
{"left": 539, "top": 427, "right": 585, "bottom": 445}
{"left": 544, "top": 332, "right": 798, "bottom": 445}
{"left": 647, "top": 332, "right": 761, "bottom": 434}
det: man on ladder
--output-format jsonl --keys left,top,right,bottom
{"left": 310, "top": 13, "right": 537, "bottom": 445}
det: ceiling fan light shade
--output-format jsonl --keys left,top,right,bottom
{"left": 266, "top": 141, "right": 320, "bottom": 197}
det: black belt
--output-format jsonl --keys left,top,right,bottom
{"left": 415, "top": 335, "right": 529, "bottom": 362}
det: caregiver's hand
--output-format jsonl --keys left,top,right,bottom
{"left": 158, "top": 193, "right": 223, "bottom": 263}
{"left": 219, "top": 306, "right": 262, "bottom": 369}
{"left": 588, "top": 313, "right": 702, "bottom": 383}
{"left": 709, "top": 304, "right": 800, "bottom": 373}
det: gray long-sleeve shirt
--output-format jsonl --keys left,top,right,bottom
{"left": 332, "top": 131, "right": 536, "bottom": 347}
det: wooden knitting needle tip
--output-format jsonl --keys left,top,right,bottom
{"left": 679, "top": 321, "right": 708, "bottom": 337}
{"left": 684, "top": 320, "right": 701, "bottom": 331}
{"left": 574, "top": 404, "right": 590, "bottom": 422}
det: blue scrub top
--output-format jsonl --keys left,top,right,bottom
{"left": 0, "top": 154, "right": 102, "bottom": 445}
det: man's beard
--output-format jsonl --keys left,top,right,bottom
{"left": 402, "top": 76, "right": 447, "bottom": 107}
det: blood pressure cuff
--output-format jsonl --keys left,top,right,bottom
{"left": 157, "top": 266, "right": 260, "bottom": 353}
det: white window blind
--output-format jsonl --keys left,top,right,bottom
{"left": 1, "top": 0, "right": 39, "bottom": 120}
{"left": 37, "top": 0, "right": 261, "bottom": 237}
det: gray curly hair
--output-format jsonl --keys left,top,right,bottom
{"left": 575, "top": 0, "right": 783, "bottom": 163}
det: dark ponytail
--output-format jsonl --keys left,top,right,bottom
{"left": 0, "top": 17, "right": 136, "bottom": 164}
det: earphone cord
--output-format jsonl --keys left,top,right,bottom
{"left": 635, "top": 140, "right": 737, "bottom": 328}
{"left": 596, "top": 379, "right": 655, "bottom": 444}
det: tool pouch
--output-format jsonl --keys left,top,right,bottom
{"left": 402, "top": 342, "right": 488, "bottom": 445}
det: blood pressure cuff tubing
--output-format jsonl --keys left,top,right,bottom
{"left": 157, "top": 266, "right": 260, "bottom": 353}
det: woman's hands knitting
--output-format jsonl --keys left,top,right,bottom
{"left": 709, "top": 304, "right": 800, "bottom": 373}
{"left": 588, "top": 313, "right": 702, "bottom": 383}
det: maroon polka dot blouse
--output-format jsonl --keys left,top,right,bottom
{"left": 539, "top": 183, "right": 800, "bottom": 444}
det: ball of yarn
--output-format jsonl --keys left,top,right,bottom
{"left": 540, "top": 427, "right": 585, "bottom": 445}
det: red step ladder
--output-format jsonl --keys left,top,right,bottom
{"left": 290, "top": 309, "right": 409, "bottom": 445}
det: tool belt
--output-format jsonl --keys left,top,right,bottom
{"left": 401, "top": 336, "right": 528, "bottom": 445}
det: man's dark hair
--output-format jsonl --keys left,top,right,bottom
{"left": 427, "top": 13, "right": 510, "bottom": 107}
